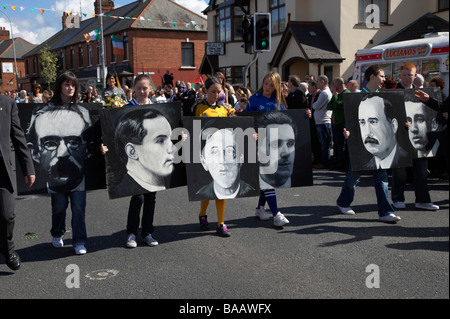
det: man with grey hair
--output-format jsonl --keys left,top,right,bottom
{"left": 413, "top": 74, "right": 425, "bottom": 88}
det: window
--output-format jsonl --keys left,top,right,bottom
{"left": 270, "top": 0, "right": 286, "bottom": 34}
{"left": 221, "top": 66, "right": 245, "bottom": 85}
{"left": 181, "top": 42, "right": 194, "bottom": 67}
{"left": 123, "top": 35, "right": 129, "bottom": 60}
{"left": 79, "top": 47, "right": 84, "bottom": 67}
{"left": 438, "top": 0, "right": 449, "bottom": 10}
{"left": 88, "top": 44, "right": 92, "bottom": 66}
{"left": 70, "top": 48, "right": 75, "bottom": 69}
{"left": 358, "top": 0, "right": 389, "bottom": 24}
{"left": 60, "top": 52, "right": 65, "bottom": 70}
{"left": 216, "top": 5, "right": 248, "bottom": 43}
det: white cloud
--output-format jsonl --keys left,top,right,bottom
{"left": 0, "top": 17, "right": 58, "bottom": 44}
{"left": 174, "top": 0, "right": 208, "bottom": 16}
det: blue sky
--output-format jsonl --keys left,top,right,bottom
{"left": 1, "top": 0, "right": 208, "bottom": 44}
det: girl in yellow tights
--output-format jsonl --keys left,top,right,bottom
{"left": 194, "top": 77, "right": 230, "bottom": 237}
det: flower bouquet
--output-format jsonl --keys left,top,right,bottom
{"left": 102, "top": 93, "right": 127, "bottom": 109}
{"left": 225, "top": 104, "right": 236, "bottom": 117}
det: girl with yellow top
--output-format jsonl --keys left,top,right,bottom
{"left": 194, "top": 77, "right": 230, "bottom": 237}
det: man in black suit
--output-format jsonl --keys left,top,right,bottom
{"left": 181, "top": 82, "right": 197, "bottom": 116}
{"left": 0, "top": 95, "right": 35, "bottom": 270}
{"left": 285, "top": 75, "right": 307, "bottom": 109}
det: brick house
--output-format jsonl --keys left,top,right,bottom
{"left": 0, "top": 27, "right": 37, "bottom": 93}
{"left": 21, "top": 0, "right": 207, "bottom": 93}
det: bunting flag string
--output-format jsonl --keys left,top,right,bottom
{"left": 0, "top": 2, "right": 207, "bottom": 29}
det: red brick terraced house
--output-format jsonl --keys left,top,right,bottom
{"left": 21, "top": 0, "right": 208, "bottom": 93}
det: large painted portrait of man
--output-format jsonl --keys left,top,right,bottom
{"left": 100, "top": 103, "right": 186, "bottom": 199}
{"left": 253, "top": 110, "right": 312, "bottom": 189}
{"left": 344, "top": 91, "right": 412, "bottom": 171}
{"left": 183, "top": 116, "right": 259, "bottom": 201}
{"left": 403, "top": 88, "right": 447, "bottom": 158}
{"left": 16, "top": 103, "right": 105, "bottom": 195}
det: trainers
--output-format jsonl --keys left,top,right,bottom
{"left": 216, "top": 224, "right": 231, "bottom": 237}
{"left": 273, "top": 212, "right": 289, "bottom": 227}
{"left": 379, "top": 213, "right": 401, "bottom": 223}
{"left": 143, "top": 234, "right": 158, "bottom": 247}
{"left": 392, "top": 201, "right": 406, "bottom": 209}
{"left": 126, "top": 234, "right": 137, "bottom": 248}
{"left": 51, "top": 236, "right": 64, "bottom": 248}
{"left": 415, "top": 203, "right": 439, "bottom": 211}
{"left": 337, "top": 205, "right": 356, "bottom": 215}
{"left": 74, "top": 245, "right": 87, "bottom": 255}
{"left": 199, "top": 215, "right": 209, "bottom": 231}
{"left": 255, "top": 207, "right": 270, "bottom": 221}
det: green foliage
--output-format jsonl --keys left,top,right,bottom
{"left": 39, "top": 44, "right": 59, "bottom": 90}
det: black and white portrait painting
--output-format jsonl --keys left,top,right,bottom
{"left": 249, "top": 109, "right": 313, "bottom": 189}
{"left": 16, "top": 103, "right": 106, "bottom": 195}
{"left": 183, "top": 116, "right": 260, "bottom": 201}
{"left": 404, "top": 88, "right": 447, "bottom": 159}
{"left": 100, "top": 102, "right": 186, "bottom": 199}
{"left": 344, "top": 91, "right": 412, "bottom": 171}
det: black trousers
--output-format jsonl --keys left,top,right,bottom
{"left": 126, "top": 192, "right": 156, "bottom": 237}
{"left": 0, "top": 160, "right": 15, "bottom": 256}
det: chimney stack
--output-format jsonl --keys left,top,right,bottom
{"left": 0, "top": 27, "right": 11, "bottom": 41}
{"left": 95, "top": 0, "right": 115, "bottom": 17}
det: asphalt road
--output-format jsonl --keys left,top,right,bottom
{"left": 1, "top": 166, "right": 448, "bottom": 305}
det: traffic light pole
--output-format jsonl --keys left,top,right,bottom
{"left": 244, "top": 52, "right": 259, "bottom": 87}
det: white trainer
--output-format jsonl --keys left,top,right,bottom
{"left": 392, "top": 201, "right": 406, "bottom": 209}
{"left": 379, "top": 213, "right": 401, "bottom": 223}
{"left": 126, "top": 234, "right": 137, "bottom": 248}
{"left": 273, "top": 212, "right": 289, "bottom": 227}
{"left": 255, "top": 207, "right": 270, "bottom": 220}
{"left": 74, "top": 245, "right": 87, "bottom": 255}
{"left": 51, "top": 236, "right": 64, "bottom": 248}
{"left": 415, "top": 203, "right": 439, "bottom": 211}
{"left": 143, "top": 234, "right": 159, "bottom": 247}
{"left": 337, "top": 205, "right": 356, "bottom": 215}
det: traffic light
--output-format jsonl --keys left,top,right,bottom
{"left": 253, "top": 13, "right": 271, "bottom": 52}
{"left": 241, "top": 15, "right": 254, "bottom": 54}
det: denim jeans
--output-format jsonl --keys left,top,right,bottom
{"left": 51, "top": 191, "right": 87, "bottom": 246}
{"left": 316, "top": 123, "right": 333, "bottom": 167}
{"left": 391, "top": 157, "right": 431, "bottom": 203}
{"left": 127, "top": 192, "right": 156, "bottom": 237}
{"left": 337, "top": 167, "right": 394, "bottom": 217}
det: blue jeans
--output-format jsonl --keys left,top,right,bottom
{"left": 316, "top": 123, "right": 333, "bottom": 167}
{"left": 51, "top": 191, "right": 87, "bottom": 246}
{"left": 337, "top": 167, "right": 394, "bottom": 217}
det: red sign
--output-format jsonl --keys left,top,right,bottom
{"left": 384, "top": 45, "right": 429, "bottom": 60}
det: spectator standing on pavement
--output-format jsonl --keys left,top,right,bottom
{"left": 312, "top": 75, "right": 333, "bottom": 168}
{"left": 285, "top": 75, "right": 307, "bottom": 109}
{"left": 327, "top": 77, "right": 350, "bottom": 170}
{"left": 336, "top": 65, "right": 401, "bottom": 223}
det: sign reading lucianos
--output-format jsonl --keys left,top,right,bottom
{"left": 384, "top": 45, "right": 429, "bottom": 60}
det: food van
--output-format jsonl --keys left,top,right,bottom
{"left": 353, "top": 33, "right": 449, "bottom": 94}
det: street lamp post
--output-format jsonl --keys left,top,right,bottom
{"left": 0, "top": 9, "right": 20, "bottom": 92}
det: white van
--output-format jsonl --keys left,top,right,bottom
{"left": 353, "top": 33, "right": 449, "bottom": 94}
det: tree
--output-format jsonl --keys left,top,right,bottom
{"left": 40, "top": 44, "right": 59, "bottom": 90}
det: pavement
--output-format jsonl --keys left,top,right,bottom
{"left": 0, "top": 165, "right": 448, "bottom": 305}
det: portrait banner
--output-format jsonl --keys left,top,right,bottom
{"left": 16, "top": 103, "right": 106, "bottom": 195}
{"left": 240, "top": 109, "right": 313, "bottom": 190}
{"left": 344, "top": 91, "right": 412, "bottom": 171}
{"left": 100, "top": 102, "right": 186, "bottom": 199}
{"left": 403, "top": 88, "right": 447, "bottom": 159}
{"left": 183, "top": 116, "right": 260, "bottom": 201}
